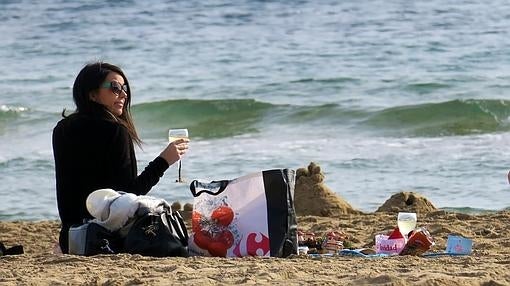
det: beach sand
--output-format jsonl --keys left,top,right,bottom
{"left": 1, "top": 210, "right": 509, "bottom": 285}
{"left": 1, "top": 210, "right": 510, "bottom": 285}
{"left": 1, "top": 164, "right": 509, "bottom": 285}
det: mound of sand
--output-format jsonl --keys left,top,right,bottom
{"left": 171, "top": 202, "right": 193, "bottom": 220}
{"left": 294, "top": 162, "right": 361, "bottom": 217}
{"left": 375, "top": 191, "right": 437, "bottom": 214}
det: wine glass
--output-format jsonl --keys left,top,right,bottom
{"left": 168, "top": 128, "right": 189, "bottom": 183}
{"left": 397, "top": 212, "right": 417, "bottom": 238}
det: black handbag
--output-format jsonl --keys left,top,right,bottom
{"left": 123, "top": 210, "right": 189, "bottom": 257}
{"left": 68, "top": 222, "right": 122, "bottom": 256}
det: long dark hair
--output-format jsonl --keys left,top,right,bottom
{"left": 65, "top": 62, "right": 142, "bottom": 146}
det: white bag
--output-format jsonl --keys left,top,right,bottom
{"left": 188, "top": 169, "right": 297, "bottom": 257}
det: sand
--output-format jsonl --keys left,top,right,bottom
{"left": 1, "top": 163, "right": 509, "bottom": 285}
{"left": 1, "top": 210, "right": 509, "bottom": 285}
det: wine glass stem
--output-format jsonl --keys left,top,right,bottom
{"left": 178, "top": 160, "right": 182, "bottom": 182}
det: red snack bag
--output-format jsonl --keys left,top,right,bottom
{"left": 388, "top": 227, "right": 404, "bottom": 239}
{"left": 399, "top": 227, "right": 435, "bottom": 256}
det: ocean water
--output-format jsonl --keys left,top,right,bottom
{"left": 1, "top": 0, "right": 510, "bottom": 220}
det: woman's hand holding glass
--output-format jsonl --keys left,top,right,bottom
{"left": 160, "top": 138, "right": 189, "bottom": 165}
{"left": 165, "top": 128, "right": 189, "bottom": 183}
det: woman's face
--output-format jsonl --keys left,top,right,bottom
{"left": 90, "top": 72, "right": 128, "bottom": 116}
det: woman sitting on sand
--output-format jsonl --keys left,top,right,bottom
{"left": 52, "top": 62, "right": 189, "bottom": 253}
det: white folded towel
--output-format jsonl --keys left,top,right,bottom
{"left": 87, "top": 189, "right": 171, "bottom": 232}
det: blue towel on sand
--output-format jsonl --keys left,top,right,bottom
{"left": 308, "top": 249, "right": 388, "bottom": 258}
{"left": 339, "top": 249, "right": 388, "bottom": 258}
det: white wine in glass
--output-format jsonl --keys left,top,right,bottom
{"left": 168, "top": 128, "right": 189, "bottom": 183}
{"left": 397, "top": 212, "right": 417, "bottom": 238}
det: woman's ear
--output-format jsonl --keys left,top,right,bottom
{"left": 89, "top": 91, "right": 98, "bottom": 102}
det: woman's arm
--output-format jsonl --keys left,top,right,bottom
{"left": 108, "top": 125, "right": 167, "bottom": 195}
{"left": 108, "top": 124, "right": 189, "bottom": 195}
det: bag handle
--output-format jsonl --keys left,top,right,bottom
{"left": 189, "top": 180, "right": 230, "bottom": 197}
{"left": 190, "top": 169, "right": 293, "bottom": 197}
{"left": 167, "top": 211, "right": 189, "bottom": 246}
{"left": 160, "top": 211, "right": 188, "bottom": 246}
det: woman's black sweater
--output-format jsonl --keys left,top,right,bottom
{"left": 52, "top": 108, "right": 169, "bottom": 253}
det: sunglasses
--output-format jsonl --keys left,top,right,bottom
{"left": 101, "top": 81, "right": 128, "bottom": 96}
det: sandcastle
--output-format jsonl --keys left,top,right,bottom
{"left": 294, "top": 162, "right": 362, "bottom": 217}
{"left": 375, "top": 191, "right": 437, "bottom": 214}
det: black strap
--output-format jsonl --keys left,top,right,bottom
{"left": 189, "top": 180, "right": 230, "bottom": 197}
{"left": 166, "top": 211, "right": 189, "bottom": 246}
{"left": 174, "top": 211, "right": 189, "bottom": 243}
